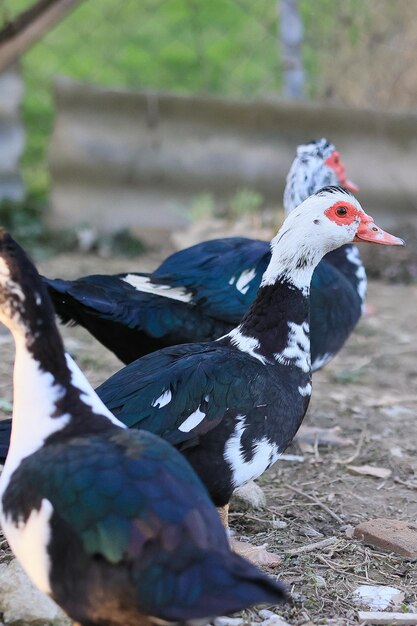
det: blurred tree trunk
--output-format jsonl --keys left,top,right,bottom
{"left": 0, "top": 0, "right": 84, "bottom": 73}
{"left": 279, "top": 0, "right": 305, "bottom": 99}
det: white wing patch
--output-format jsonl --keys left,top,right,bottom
{"left": 1, "top": 499, "right": 53, "bottom": 594}
{"left": 274, "top": 321, "right": 311, "bottom": 373}
{"left": 122, "top": 275, "right": 192, "bottom": 303}
{"left": 298, "top": 382, "right": 312, "bottom": 397}
{"left": 178, "top": 406, "right": 206, "bottom": 432}
{"left": 224, "top": 416, "right": 280, "bottom": 488}
{"left": 311, "top": 352, "right": 332, "bottom": 372}
{"left": 152, "top": 389, "right": 172, "bottom": 408}
{"left": 235, "top": 268, "right": 256, "bottom": 295}
{"left": 227, "top": 327, "right": 268, "bottom": 365}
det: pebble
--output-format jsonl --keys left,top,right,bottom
{"left": 213, "top": 618, "right": 244, "bottom": 626}
{"left": 0, "top": 560, "right": 70, "bottom": 625}
{"left": 214, "top": 613, "right": 292, "bottom": 626}
{"left": 257, "top": 610, "right": 292, "bottom": 626}
{"left": 233, "top": 481, "right": 266, "bottom": 509}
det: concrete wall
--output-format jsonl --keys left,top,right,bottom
{"left": 48, "top": 76, "right": 417, "bottom": 238}
{"left": 0, "top": 65, "right": 25, "bottom": 202}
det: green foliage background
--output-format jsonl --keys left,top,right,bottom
{"left": 3, "top": 0, "right": 367, "bottom": 197}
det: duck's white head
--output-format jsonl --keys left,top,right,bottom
{"left": 283, "top": 138, "right": 359, "bottom": 215}
{"left": 263, "top": 186, "right": 404, "bottom": 291}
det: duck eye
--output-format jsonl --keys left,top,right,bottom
{"left": 336, "top": 206, "right": 348, "bottom": 217}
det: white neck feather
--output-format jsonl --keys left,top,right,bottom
{"left": 260, "top": 229, "right": 319, "bottom": 295}
{"left": 2, "top": 335, "right": 70, "bottom": 482}
{"left": 2, "top": 335, "right": 124, "bottom": 485}
{"left": 64, "top": 353, "right": 124, "bottom": 427}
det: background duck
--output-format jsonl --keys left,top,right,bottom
{"left": 44, "top": 139, "right": 363, "bottom": 371}
{"left": 0, "top": 230, "right": 287, "bottom": 626}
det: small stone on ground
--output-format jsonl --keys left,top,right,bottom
{"left": 0, "top": 560, "right": 70, "bottom": 625}
{"left": 353, "top": 519, "right": 417, "bottom": 558}
{"left": 233, "top": 480, "right": 267, "bottom": 509}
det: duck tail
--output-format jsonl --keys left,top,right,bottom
{"left": 146, "top": 550, "right": 288, "bottom": 622}
{"left": 205, "top": 550, "right": 289, "bottom": 613}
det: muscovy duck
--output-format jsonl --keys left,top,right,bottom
{"left": 91, "top": 187, "right": 402, "bottom": 565}
{"left": 0, "top": 231, "right": 287, "bottom": 626}
{"left": 44, "top": 138, "right": 363, "bottom": 369}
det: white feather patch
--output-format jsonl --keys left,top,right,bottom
{"left": 227, "top": 327, "right": 268, "bottom": 365}
{"left": 122, "top": 275, "right": 192, "bottom": 303}
{"left": 235, "top": 268, "right": 256, "bottom": 295}
{"left": 311, "top": 352, "right": 332, "bottom": 372}
{"left": 298, "top": 382, "right": 312, "bottom": 397}
{"left": 274, "top": 321, "right": 310, "bottom": 373}
{"left": 0, "top": 499, "right": 53, "bottom": 594}
{"left": 345, "top": 246, "right": 367, "bottom": 309}
{"left": 224, "top": 416, "right": 280, "bottom": 488}
{"left": 1, "top": 338, "right": 71, "bottom": 485}
{"left": 178, "top": 406, "right": 206, "bottom": 432}
{"left": 152, "top": 390, "right": 172, "bottom": 408}
{"left": 65, "top": 354, "right": 124, "bottom": 427}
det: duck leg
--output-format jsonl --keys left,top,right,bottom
{"left": 217, "top": 503, "right": 230, "bottom": 527}
{"left": 216, "top": 505, "right": 281, "bottom": 568}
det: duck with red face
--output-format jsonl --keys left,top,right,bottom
{"left": 42, "top": 139, "right": 366, "bottom": 372}
{"left": 93, "top": 187, "right": 403, "bottom": 566}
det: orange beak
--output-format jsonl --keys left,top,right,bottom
{"left": 325, "top": 151, "right": 359, "bottom": 193}
{"left": 354, "top": 218, "right": 405, "bottom": 246}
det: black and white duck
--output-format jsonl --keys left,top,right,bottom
{"left": 0, "top": 231, "right": 287, "bottom": 626}
{"left": 91, "top": 187, "right": 403, "bottom": 565}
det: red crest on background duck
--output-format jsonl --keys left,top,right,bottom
{"left": 325, "top": 150, "right": 359, "bottom": 192}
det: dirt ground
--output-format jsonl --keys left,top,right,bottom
{"left": 0, "top": 249, "right": 416, "bottom": 626}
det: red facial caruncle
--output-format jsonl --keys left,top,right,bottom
{"left": 324, "top": 201, "right": 404, "bottom": 246}
{"left": 325, "top": 151, "right": 359, "bottom": 193}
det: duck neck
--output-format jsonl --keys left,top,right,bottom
{"left": 223, "top": 232, "right": 319, "bottom": 368}
{"left": 7, "top": 323, "right": 119, "bottom": 471}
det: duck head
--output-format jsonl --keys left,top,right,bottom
{"left": 283, "top": 138, "right": 359, "bottom": 215}
{"left": 0, "top": 229, "right": 54, "bottom": 339}
{"left": 289, "top": 186, "right": 404, "bottom": 251}
{"left": 263, "top": 187, "right": 404, "bottom": 289}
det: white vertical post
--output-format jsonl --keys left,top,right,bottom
{"left": 279, "top": 0, "right": 305, "bottom": 99}
{"left": 0, "top": 63, "right": 25, "bottom": 201}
